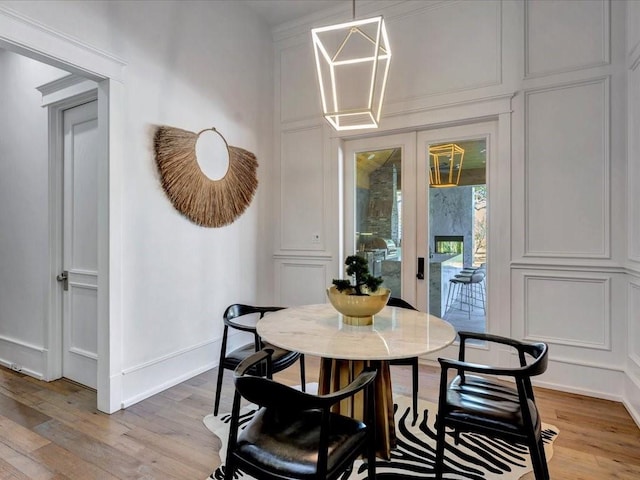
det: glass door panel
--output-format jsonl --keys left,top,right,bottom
{"left": 344, "top": 133, "right": 417, "bottom": 305}
{"left": 355, "top": 148, "right": 402, "bottom": 295}
{"left": 418, "top": 125, "right": 492, "bottom": 334}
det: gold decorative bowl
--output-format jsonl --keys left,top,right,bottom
{"left": 326, "top": 286, "right": 391, "bottom": 326}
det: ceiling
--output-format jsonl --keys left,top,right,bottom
{"left": 243, "top": 0, "right": 345, "bottom": 28}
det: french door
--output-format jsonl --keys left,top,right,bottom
{"left": 344, "top": 133, "right": 418, "bottom": 306}
{"left": 344, "top": 121, "right": 496, "bottom": 332}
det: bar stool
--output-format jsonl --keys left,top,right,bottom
{"left": 455, "top": 264, "right": 486, "bottom": 302}
{"left": 445, "top": 271, "right": 486, "bottom": 319}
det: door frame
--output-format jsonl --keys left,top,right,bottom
{"left": 47, "top": 90, "right": 98, "bottom": 383}
{"left": 339, "top": 116, "right": 510, "bottom": 365}
{"left": 0, "top": 6, "right": 126, "bottom": 413}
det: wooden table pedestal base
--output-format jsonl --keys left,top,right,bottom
{"left": 318, "top": 358, "right": 395, "bottom": 460}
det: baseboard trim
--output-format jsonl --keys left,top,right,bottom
{"left": 623, "top": 373, "right": 640, "bottom": 428}
{"left": 533, "top": 378, "right": 623, "bottom": 403}
{"left": 120, "top": 339, "right": 219, "bottom": 409}
{"left": 121, "top": 338, "right": 216, "bottom": 375}
{"left": 0, "top": 334, "right": 45, "bottom": 379}
{"left": 121, "top": 361, "right": 215, "bottom": 409}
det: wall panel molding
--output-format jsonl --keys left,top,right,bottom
{"left": 275, "top": 260, "right": 329, "bottom": 306}
{"left": 511, "top": 261, "right": 624, "bottom": 273}
{"left": 628, "top": 54, "right": 640, "bottom": 263}
{"left": 521, "top": 273, "right": 611, "bottom": 350}
{"left": 384, "top": 0, "right": 502, "bottom": 105}
{"left": 629, "top": 281, "right": 640, "bottom": 367}
{"left": 524, "top": 77, "right": 610, "bottom": 259}
{"left": 630, "top": 41, "right": 640, "bottom": 71}
{"left": 537, "top": 358, "right": 624, "bottom": 403}
{"left": 273, "top": 253, "right": 333, "bottom": 261}
{"left": 525, "top": 0, "right": 610, "bottom": 78}
{"left": 279, "top": 42, "right": 321, "bottom": 124}
{"left": 279, "top": 126, "right": 325, "bottom": 251}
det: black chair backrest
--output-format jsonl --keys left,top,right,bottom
{"left": 233, "top": 348, "right": 377, "bottom": 415}
{"left": 223, "top": 304, "right": 284, "bottom": 326}
{"left": 457, "top": 331, "right": 548, "bottom": 378}
{"left": 520, "top": 341, "right": 548, "bottom": 377}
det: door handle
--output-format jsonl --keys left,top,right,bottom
{"left": 417, "top": 257, "right": 425, "bottom": 280}
{"left": 56, "top": 270, "right": 69, "bottom": 291}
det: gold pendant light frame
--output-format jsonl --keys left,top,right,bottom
{"left": 429, "top": 143, "right": 465, "bottom": 188}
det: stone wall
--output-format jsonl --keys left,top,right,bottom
{"left": 429, "top": 186, "right": 473, "bottom": 268}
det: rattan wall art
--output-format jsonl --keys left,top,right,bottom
{"left": 154, "top": 126, "right": 258, "bottom": 228}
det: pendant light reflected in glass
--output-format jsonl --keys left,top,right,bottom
{"left": 429, "top": 144, "right": 465, "bottom": 188}
{"left": 311, "top": 0, "right": 391, "bottom": 131}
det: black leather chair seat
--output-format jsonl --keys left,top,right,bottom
{"left": 446, "top": 374, "right": 540, "bottom": 434}
{"left": 214, "top": 304, "right": 306, "bottom": 416}
{"left": 224, "top": 349, "right": 376, "bottom": 480}
{"left": 435, "top": 333, "right": 550, "bottom": 480}
{"left": 236, "top": 408, "right": 367, "bottom": 480}
{"left": 222, "top": 342, "right": 300, "bottom": 371}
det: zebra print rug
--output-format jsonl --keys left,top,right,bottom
{"left": 203, "top": 394, "right": 558, "bottom": 480}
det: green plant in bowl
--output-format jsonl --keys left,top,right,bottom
{"left": 327, "top": 255, "right": 390, "bottom": 325}
{"left": 332, "top": 255, "right": 383, "bottom": 295}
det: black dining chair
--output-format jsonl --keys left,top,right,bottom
{"left": 225, "top": 349, "right": 377, "bottom": 480}
{"left": 213, "top": 304, "right": 305, "bottom": 416}
{"left": 435, "top": 331, "right": 550, "bottom": 480}
{"left": 386, "top": 296, "right": 420, "bottom": 423}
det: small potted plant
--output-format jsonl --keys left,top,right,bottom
{"left": 327, "top": 255, "right": 391, "bottom": 325}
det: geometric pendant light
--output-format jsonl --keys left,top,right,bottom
{"left": 311, "top": 1, "right": 391, "bottom": 131}
{"left": 429, "top": 143, "right": 465, "bottom": 188}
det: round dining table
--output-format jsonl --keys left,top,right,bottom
{"left": 257, "top": 303, "right": 456, "bottom": 459}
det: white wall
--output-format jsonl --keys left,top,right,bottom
{"left": 271, "top": 0, "right": 638, "bottom": 423}
{"left": 0, "top": 50, "right": 67, "bottom": 376}
{"left": 0, "top": 0, "right": 276, "bottom": 409}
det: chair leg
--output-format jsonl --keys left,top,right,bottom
{"left": 466, "top": 284, "right": 472, "bottom": 319}
{"left": 213, "top": 365, "right": 225, "bottom": 416}
{"left": 529, "top": 436, "right": 550, "bottom": 480}
{"left": 435, "top": 418, "right": 446, "bottom": 480}
{"left": 223, "top": 458, "right": 235, "bottom": 480}
{"left": 478, "top": 281, "right": 486, "bottom": 313}
{"left": 367, "top": 448, "right": 376, "bottom": 479}
{"left": 411, "top": 358, "right": 419, "bottom": 425}
{"left": 445, "top": 282, "right": 455, "bottom": 312}
{"left": 214, "top": 327, "right": 229, "bottom": 416}
{"left": 367, "top": 430, "right": 376, "bottom": 479}
{"left": 299, "top": 354, "right": 306, "bottom": 392}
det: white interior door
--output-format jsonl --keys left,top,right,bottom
{"left": 60, "top": 100, "right": 99, "bottom": 389}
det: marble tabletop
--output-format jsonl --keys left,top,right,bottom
{"left": 257, "top": 303, "right": 456, "bottom": 361}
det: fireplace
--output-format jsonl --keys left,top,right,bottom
{"left": 434, "top": 235, "right": 464, "bottom": 255}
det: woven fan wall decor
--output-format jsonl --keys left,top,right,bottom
{"left": 154, "top": 126, "right": 258, "bottom": 228}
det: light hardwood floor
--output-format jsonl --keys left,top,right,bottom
{"left": 0, "top": 357, "right": 638, "bottom": 479}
